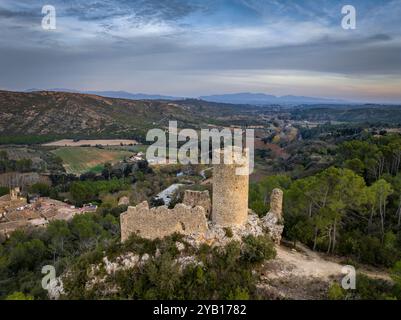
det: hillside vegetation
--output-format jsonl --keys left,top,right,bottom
{"left": 0, "top": 90, "right": 252, "bottom": 140}
{"left": 291, "top": 106, "right": 401, "bottom": 123}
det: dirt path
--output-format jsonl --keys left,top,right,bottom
{"left": 271, "top": 244, "right": 391, "bottom": 281}
{"left": 271, "top": 245, "right": 343, "bottom": 280}
{"left": 258, "top": 244, "right": 391, "bottom": 299}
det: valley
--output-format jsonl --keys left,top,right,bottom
{"left": 1, "top": 89, "right": 401, "bottom": 301}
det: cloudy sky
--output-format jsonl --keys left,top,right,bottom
{"left": 1, "top": 0, "right": 401, "bottom": 103}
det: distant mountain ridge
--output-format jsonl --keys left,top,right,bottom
{"left": 24, "top": 89, "right": 348, "bottom": 105}
{"left": 199, "top": 92, "right": 348, "bottom": 105}
{"left": 85, "top": 91, "right": 183, "bottom": 101}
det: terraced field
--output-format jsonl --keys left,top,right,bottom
{"left": 52, "top": 147, "right": 132, "bottom": 175}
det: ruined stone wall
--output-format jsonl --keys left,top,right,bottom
{"left": 269, "top": 188, "right": 283, "bottom": 220}
{"left": 212, "top": 149, "right": 249, "bottom": 227}
{"left": 262, "top": 188, "right": 284, "bottom": 244}
{"left": 182, "top": 190, "right": 211, "bottom": 218}
{"left": 120, "top": 201, "right": 208, "bottom": 241}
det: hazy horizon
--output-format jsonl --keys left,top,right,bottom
{"left": 1, "top": 0, "right": 401, "bottom": 103}
{"left": 0, "top": 88, "right": 398, "bottom": 105}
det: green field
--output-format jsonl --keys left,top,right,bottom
{"left": 52, "top": 147, "right": 132, "bottom": 175}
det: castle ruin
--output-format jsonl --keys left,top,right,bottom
{"left": 182, "top": 190, "right": 211, "bottom": 218}
{"left": 120, "top": 148, "right": 283, "bottom": 244}
{"left": 262, "top": 188, "right": 284, "bottom": 244}
{"left": 120, "top": 201, "right": 208, "bottom": 241}
{"left": 211, "top": 149, "right": 249, "bottom": 227}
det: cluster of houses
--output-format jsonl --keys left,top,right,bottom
{"left": 0, "top": 188, "right": 97, "bottom": 240}
{"left": 0, "top": 151, "right": 154, "bottom": 240}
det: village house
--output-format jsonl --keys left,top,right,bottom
{"left": 0, "top": 188, "right": 98, "bottom": 239}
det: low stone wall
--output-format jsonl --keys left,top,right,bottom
{"left": 182, "top": 190, "right": 211, "bottom": 217}
{"left": 120, "top": 201, "right": 208, "bottom": 241}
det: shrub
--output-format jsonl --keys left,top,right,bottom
{"left": 241, "top": 235, "right": 276, "bottom": 264}
{"left": 352, "top": 274, "right": 394, "bottom": 300}
{"left": 0, "top": 186, "right": 9, "bottom": 197}
{"left": 5, "top": 292, "right": 34, "bottom": 300}
{"left": 29, "top": 183, "right": 51, "bottom": 197}
{"left": 328, "top": 282, "right": 345, "bottom": 300}
{"left": 224, "top": 227, "right": 233, "bottom": 238}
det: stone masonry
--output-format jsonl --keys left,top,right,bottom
{"left": 212, "top": 148, "right": 249, "bottom": 227}
{"left": 262, "top": 188, "right": 284, "bottom": 244}
{"left": 120, "top": 147, "right": 284, "bottom": 245}
{"left": 269, "top": 188, "right": 283, "bottom": 219}
{"left": 120, "top": 201, "right": 208, "bottom": 241}
{"left": 182, "top": 190, "right": 211, "bottom": 218}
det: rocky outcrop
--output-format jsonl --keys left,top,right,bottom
{"left": 118, "top": 196, "right": 130, "bottom": 206}
{"left": 120, "top": 201, "right": 208, "bottom": 241}
{"left": 186, "top": 210, "right": 265, "bottom": 247}
{"left": 47, "top": 278, "right": 65, "bottom": 300}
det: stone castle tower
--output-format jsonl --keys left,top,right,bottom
{"left": 212, "top": 148, "right": 249, "bottom": 227}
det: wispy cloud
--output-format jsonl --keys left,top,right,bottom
{"left": 0, "top": 0, "right": 400, "bottom": 102}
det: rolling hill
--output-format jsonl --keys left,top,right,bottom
{"left": 2, "top": 90, "right": 400, "bottom": 143}
{"left": 0, "top": 90, "right": 246, "bottom": 139}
